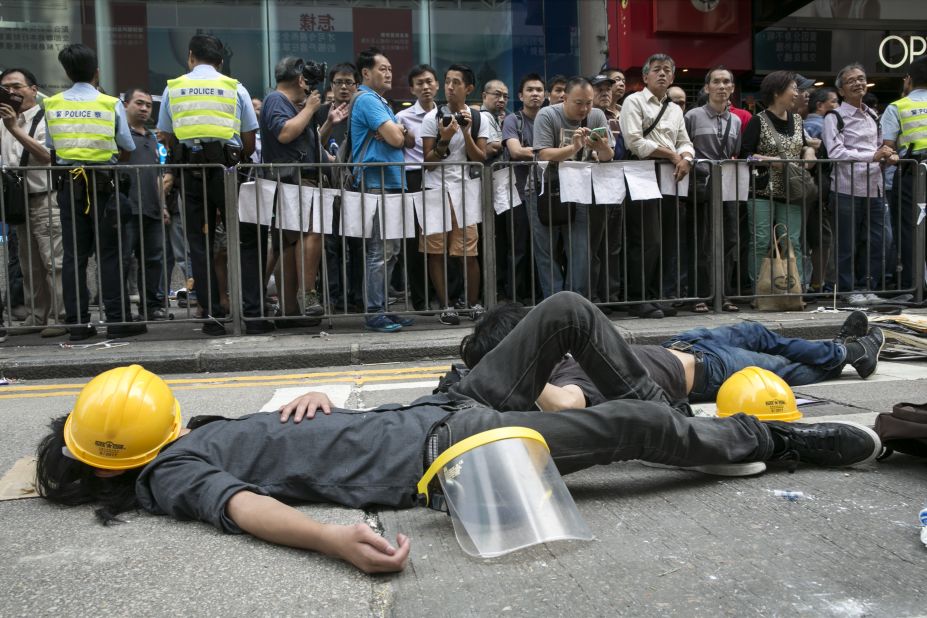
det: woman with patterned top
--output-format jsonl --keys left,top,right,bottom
{"left": 739, "top": 71, "right": 818, "bottom": 288}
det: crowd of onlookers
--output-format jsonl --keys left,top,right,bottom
{"left": 1, "top": 37, "right": 925, "bottom": 341}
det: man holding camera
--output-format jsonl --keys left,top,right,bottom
{"left": 259, "top": 56, "right": 325, "bottom": 327}
{"left": 158, "top": 34, "right": 261, "bottom": 336}
{"left": 0, "top": 67, "right": 65, "bottom": 337}
{"left": 421, "top": 64, "right": 491, "bottom": 325}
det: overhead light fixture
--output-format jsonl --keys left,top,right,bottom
{"left": 682, "top": 68, "right": 688, "bottom": 73}
{"left": 866, "top": 82, "right": 875, "bottom": 87}
{"left": 401, "top": 101, "right": 412, "bottom": 106}
{"left": 814, "top": 81, "right": 824, "bottom": 86}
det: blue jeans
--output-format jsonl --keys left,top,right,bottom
{"left": 526, "top": 196, "right": 591, "bottom": 299}
{"left": 828, "top": 193, "right": 887, "bottom": 292}
{"left": 364, "top": 214, "right": 400, "bottom": 314}
{"left": 664, "top": 322, "right": 847, "bottom": 402}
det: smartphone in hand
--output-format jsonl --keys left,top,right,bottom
{"left": 589, "top": 126, "right": 608, "bottom": 141}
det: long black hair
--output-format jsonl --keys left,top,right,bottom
{"left": 35, "top": 415, "right": 142, "bottom": 525}
{"left": 459, "top": 303, "right": 528, "bottom": 368}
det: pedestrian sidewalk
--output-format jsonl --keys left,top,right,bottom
{"left": 0, "top": 306, "right": 918, "bottom": 379}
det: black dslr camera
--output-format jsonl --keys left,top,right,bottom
{"left": 438, "top": 105, "right": 469, "bottom": 128}
{"left": 300, "top": 59, "right": 328, "bottom": 94}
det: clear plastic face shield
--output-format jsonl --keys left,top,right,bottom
{"left": 417, "top": 427, "right": 594, "bottom": 558}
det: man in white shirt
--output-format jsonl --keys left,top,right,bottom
{"left": 421, "top": 64, "right": 491, "bottom": 324}
{"left": 0, "top": 67, "right": 65, "bottom": 337}
{"left": 396, "top": 64, "right": 440, "bottom": 312}
{"left": 620, "top": 53, "right": 695, "bottom": 319}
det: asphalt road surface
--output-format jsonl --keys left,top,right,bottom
{"left": 2, "top": 362, "right": 926, "bottom": 616}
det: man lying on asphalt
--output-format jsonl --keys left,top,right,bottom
{"left": 458, "top": 297, "right": 885, "bottom": 410}
{"left": 37, "top": 293, "right": 881, "bottom": 574}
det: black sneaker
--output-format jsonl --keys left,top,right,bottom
{"left": 845, "top": 326, "right": 884, "bottom": 379}
{"left": 69, "top": 324, "right": 98, "bottom": 342}
{"left": 767, "top": 420, "right": 881, "bottom": 469}
{"left": 834, "top": 310, "right": 868, "bottom": 345}
{"left": 245, "top": 319, "right": 276, "bottom": 335}
{"left": 0, "top": 328, "right": 7, "bottom": 344}
{"left": 439, "top": 307, "right": 460, "bottom": 326}
{"left": 107, "top": 323, "right": 148, "bottom": 338}
{"left": 275, "top": 315, "right": 321, "bottom": 329}
{"left": 202, "top": 322, "right": 227, "bottom": 337}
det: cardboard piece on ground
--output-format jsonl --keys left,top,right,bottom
{"left": 0, "top": 456, "right": 37, "bottom": 501}
{"left": 259, "top": 384, "right": 353, "bottom": 412}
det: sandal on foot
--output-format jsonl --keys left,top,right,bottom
{"left": 722, "top": 301, "right": 740, "bottom": 312}
{"left": 692, "top": 302, "right": 710, "bottom": 313}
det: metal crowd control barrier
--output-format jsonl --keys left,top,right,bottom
{"left": 0, "top": 157, "right": 924, "bottom": 337}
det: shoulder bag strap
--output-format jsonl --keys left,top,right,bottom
{"left": 642, "top": 99, "right": 670, "bottom": 138}
{"left": 18, "top": 108, "right": 44, "bottom": 167}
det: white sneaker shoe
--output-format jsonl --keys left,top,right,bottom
{"left": 845, "top": 293, "right": 869, "bottom": 306}
{"left": 639, "top": 460, "right": 767, "bottom": 477}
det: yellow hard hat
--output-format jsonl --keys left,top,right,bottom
{"left": 63, "top": 365, "right": 182, "bottom": 470}
{"left": 716, "top": 366, "right": 802, "bottom": 422}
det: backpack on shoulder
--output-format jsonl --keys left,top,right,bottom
{"left": 875, "top": 402, "right": 927, "bottom": 460}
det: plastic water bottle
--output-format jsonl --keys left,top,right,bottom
{"left": 328, "top": 138, "right": 339, "bottom": 157}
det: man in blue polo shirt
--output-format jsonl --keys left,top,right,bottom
{"left": 349, "top": 47, "right": 413, "bottom": 332}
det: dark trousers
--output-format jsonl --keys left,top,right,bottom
{"left": 122, "top": 214, "right": 165, "bottom": 314}
{"left": 590, "top": 203, "right": 623, "bottom": 303}
{"left": 182, "top": 168, "right": 266, "bottom": 318}
{"left": 448, "top": 291, "right": 774, "bottom": 471}
{"left": 58, "top": 176, "right": 130, "bottom": 324}
{"left": 888, "top": 167, "right": 924, "bottom": 290}
{"left": 690, "top": 199, "right": 741, "bottom": 298}
{"left": 625, "top": 198, "right": 663, "bottom": 301}
{"left": 494, "top": 202, "right": 532, "bottom": 302}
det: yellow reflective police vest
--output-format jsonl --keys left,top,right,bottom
{"left": 895, "top": 96, "right": 927, "bottom": 154}
{"left": 44, "top": 92, "right": 119, "bottom": 162}
{"left": 166, "top": 74, "right": 240, "bottom": 141}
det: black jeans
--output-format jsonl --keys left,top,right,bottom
{"left": 449, "top": 292, "right": 774, "bottom": 470}
{"left": 181, "top": 168, "right": 266, "bottom": 318}
{"left": 58, "top": 175, "right": 130, "bottom": 324}
{"left": 122, "top": 213, "right": 165, "bottom": 314}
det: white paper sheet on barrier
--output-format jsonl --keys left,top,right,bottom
{"left": 382, "top": 192, "right": 418, "bottom": 239}
{"left": 720, "top": 162, "right": 751, "bottom": 201}
{"left": 558, "top": 161, "right": 593, "bottom": 204}
{"left": 491, "top": 167, "right": 523, "bottom": 214}
{"left": 238, "top": 179, "right": 275, "bottom": 226}
{"left": 339, "top": 191, "right": 379, "bottom": 238}
{"left": 276, "top": 182, "right": 310, "bottom": 232}
{"left": 592, "top": 162, "right": 626, "bottom": 204}
{"left": 304, "top": 186, "right": 333, "bottom": 234}
{"left": 447, "top": 177, "right": 483, "bottom": 226}
{"left": 658, "top": 162, "right": 689, "bottom": 197}
{"left": 622, "top": 161, "right": 662, "bottom": 201}
{"left": 536, "top": 161, "right": 550, "bottom": 196}
{"left": 413, "top": 189, "right": 453, "bottom": 235}
{"left": 320, "top": 188, "right": 340, "bottom": 236}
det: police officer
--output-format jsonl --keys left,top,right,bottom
{"left": 157, "top": 34, "right": 264, "bottom": 336}
{"left": 44, "top": 44, "right": 139, "bottom": 342}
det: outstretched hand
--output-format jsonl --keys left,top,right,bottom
{"left": 279, "top": 391, "right": 333, "bottom": 423}
{"left": 325, "top": 523, "right": 411, "bottom": 574}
